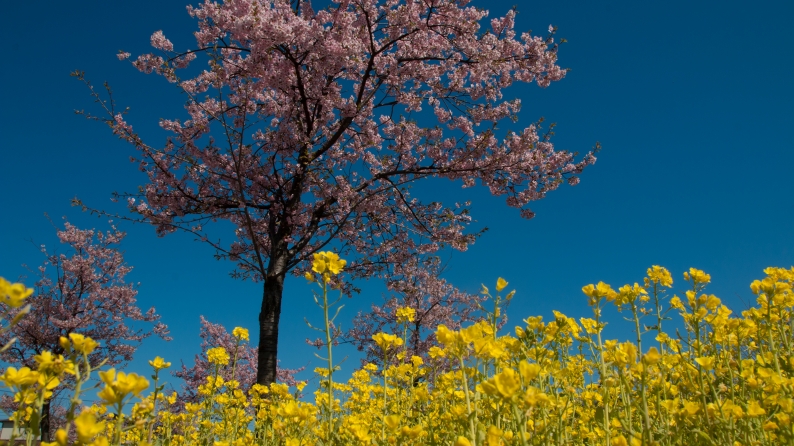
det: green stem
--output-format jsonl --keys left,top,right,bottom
{"left": 321, "top": 279, "right": 335, "bottom": 444}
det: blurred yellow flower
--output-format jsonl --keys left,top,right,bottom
{"left": 642, "top": 347, "right": 661, "bottom": 365}
{"left": 0, "top": 277, "right": 33, "bottom": 308}
{"left": 384, "top": 414, "right": 400, "bottom": 431}
{"left": 63, "top": 333, "right": 99, "bottom": 355}
{"left": 453, "top": 437, "right": 472, "bottom": 446}
{"left": 0, "top": 367, "right": 39, "bottom": 387}
{"left": 495, "top": 277, "right": 508, "bottom": 292}
{"left": 148, "top": 356, "right": 171, "bottom": 371}
{"left": 97, "top": 369, "right": 149, "bottom": 405}
{"left": 74, "top": 411, "right": 105, "bottom": 444}
{"left": 747, "top": 400, "right": 766, "bottom": 417}
{"left": 372, "top": 332, "right": 403, "bottom": 351}
{"left": 395, "top": 306, "right": 416, "bottom": 324}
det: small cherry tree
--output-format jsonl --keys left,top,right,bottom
{"left": 342, "top": 255, "right": 484, "bottom": 362}
{"left": 173, "top": 316, "right": 303, "bottom": 405}
{"left": 0, "top": 220, "right": 170, "bottom": 439}
{"left": 76, "top": 0, "right": 598, "bottom": 386}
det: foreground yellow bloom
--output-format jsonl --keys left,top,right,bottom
{"left": 0, "top": 367, "right": 39, "bottom": 387}
{"left": 642, "top": 347, "right": 662, "bottom": 365}
{"left": 495, "top": 277, "right": 508, "bottom": 292}
{"left": 480, "top": 368, "right": 521, "bottom": 400}
{"left": 4, "top": 266, "right": 793, "bottom": 446}
{"left": 97, "top": 369, "right": 149, "bottom": 405}
{"left": 74, "top": 411, "right": 105, "bottom": 444}
{"left": 34, "top": 352, "right": 76, "bottom": 376}
{"left": 384, "top": 414, "right": 400, "bottom": 431}
{"left": 60, "top": 333, "right": 99, "bottom": 355}
{"left": 454, "top": 437, "right": 472, "bottom": 446}
{"left": 0, "top": 277, "right": 33, "bottom": 308}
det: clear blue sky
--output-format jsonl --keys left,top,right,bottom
{"left": 1, "top": 0, "right": 792, "bottom": 395}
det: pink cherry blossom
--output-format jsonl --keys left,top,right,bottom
{"left": 77, "top": 0, "right": 598, "bottom": 386}
{"left": 0, "top": 219, "right": 169, "bottom": 439}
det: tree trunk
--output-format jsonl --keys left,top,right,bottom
{"left": 256, "top": 272, "right": 285, "bottom": 386}
{"left": 40, "top": 401, "right": 50, "bottom": 442}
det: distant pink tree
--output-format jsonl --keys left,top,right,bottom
{"left": 341, "top": 256, "right": 482, "bottom": 361}
{"left": 173, "top": 316, "right": 303, "bottom": 405}
{"left": 76, "top": 0, "right": 598, "bottom": 386}
{"left": 0, "top": 220, "right": 170, "bottom": 440}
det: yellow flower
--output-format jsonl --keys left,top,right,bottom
{"left": 34, "top": 352, "right": 76, "bottom": 376}
{"left": 519, "top": 362, "right": 541, "bottom": 381}
{"left": 382, "top": 414, "right": 400, "bottom": 431}
{"left": 395, "top": 307, "right": 416, "bottom": 324}
{"left": 642, "top": 347, "right": 661, "bottom": 365}
{"left": 579, "top": 317, "right": 599, "bottom": 335}
{"left": 0, "top": 277, "right": 33, "bottom": 308}
{"left": 695, "top": 356, "right": 716, "bottom": 370}
{"left": 74, "top": 411, "right": 105, "bottom": 444}
{"left": 207, "top": 347, "right": 230, "bottom": 366}
{"left": 684, "top": 268, "right": 711, "bottom": 284}
{"left": 612, "top": 435, "right": 628, "bottom": 446}
{"left": 232, "top": 327, "right": 250, "bottom": 341}
{"left": 148, "top": 356, "right": 171, "bottom": 371}
{"left": 97, "top": 369, "right": 149, "bottom": 405}
{"left": 486, "top": 425, "right": 503, "bottom": 446}
{"left": 645, "top": 265, "right": 673, "bottom": 287}
{"left": 62, "top": 333, "right": 99, "bottom": 355}
{"left": 347, "top": 423, "right": 371, "bottom": 442}
{"left": 428, "top": 346, "right": 445, "bottom": 359}
{"left": 52, "top": 428, "right": 68, "bottom": 446}
{"left": 747, "top": 400, "right": 766, "bottom": 417}
{"left": 372, "top": 332, "right": 403, "bottom": 351}
{"left": 617, "top": 283, "right": 647, "bottom": 306}
{"left": 400, "top": 425, "right": 423, "bottom": 439}
{"left": 311, "top": 251, "right": 346, "bottom": 275}
{"left": 681, "top": 400, "right": 700, "bottom": 417}
{"left": 523, "top": 386, "right": 550, "bottom": 407}
{"left": 1, "top": 367, "right": 39, "bottom": 387}
{"left": 582, "top": 281, "right": 618, "bottom": 302}
{"left": 495, "top": 277, "right": 508, "bottom": 292}
{"left": 481, "top": 368, "right": 521, "bottom": 400}
{"left": 454, "top": 437, "right": 472, "bottom": 446}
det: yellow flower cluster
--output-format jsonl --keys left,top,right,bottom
{"left": 0, "top": 277, "right": 33, "bottom": 308}
{"left": 207, "top": 347, "right": 230, "bottom": 366}
{"left": 305, "top": 251, "right": 347, "bottom": 284}
{"left": 1, "top": 264, "right": 793, "bottom": 446}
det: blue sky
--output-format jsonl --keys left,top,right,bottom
{"left": 1, "top": 0, "right": 792, "bottom": 397}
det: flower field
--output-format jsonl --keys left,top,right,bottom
{"left": 1, "top": 259, "right": 793, "bottom": 446}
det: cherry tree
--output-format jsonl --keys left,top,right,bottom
{"left": 76, "top": 0, "right": 598, "bottom": 386}
{"left": 173, "top": 316, "right": 302, "bottom": 405}
{"left": 342, "top": 255, "right": 484, "bottom": 362}
{"left": 0, "top": 220, "right": 170, "bottom": 439}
